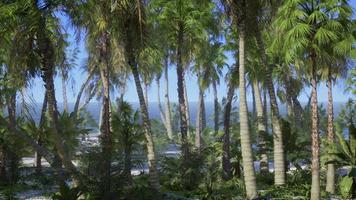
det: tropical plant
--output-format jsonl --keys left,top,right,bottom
{"left": 274, "top": 0, "right": 354, "bottom": 199}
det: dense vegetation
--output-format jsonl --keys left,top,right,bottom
{"left": 0, "top": 0, "right": 355, "bottom": 199}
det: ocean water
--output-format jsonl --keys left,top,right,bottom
{"left": 26, "top": 101, "right": 347, "bottom": 126}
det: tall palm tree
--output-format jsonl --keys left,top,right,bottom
{"left": 254, "top": 17, "right": 286, "bottom": 187}
{"left": 0, "top": 0, "right": 82, "bottom": 184}
{"left": 323, "top": 12, "right": 354, "bottom": 194}
{"left": 222, "top": 70, "right": 236, "bottom": 179}
{"left": 274, "top": 1, "right": 354, "bottom": 198}
{"left": 163, "top": 55, "right": 174, "bottom": 140}
{"left": 151, "top": 0, "right": 215, "bottom": 163}
{"left": 112, "top": 0, "right": 161, "bottom": 190}
{"left": 246, "top": 39, "right": 270, "bottom": 174}
{"left": 198, "top": 40, "right": 225, "bottom": 136}
{"left": 65, "top": 0, "right": 120, "bottom": 193}
{"left": 237, "top": 6, "right": 258, "bottom": 199}
{"left": 222, "top": 0, "right": 258, "bottom": 198}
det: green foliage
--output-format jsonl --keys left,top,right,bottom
{"left": 261, "top": 170, "right": 312, "bottom": 199}
{"left": 326, "top": 100, "right": 356, "bottom": 199}
{"left": 112, "top": 100, "right": 145, "bottom": 153}
{"left": 281, "top": 118, "right": 310, "bottom": 168}
{"left": 160, "top": 137, "right": 246, "bottom": 199}
{"left": 52, "top": 185, "right": 83, "bottom": 200}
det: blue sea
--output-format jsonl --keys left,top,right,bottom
{"left": 27, "top": 101, "right": 347, "bottom": 126}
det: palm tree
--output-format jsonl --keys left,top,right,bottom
{"left": 246, "top": 39, "right": 270, "bottom": 174}
{"left": 112, "top": 0, "right": 160, "bottom": 190}
{"left": 198, "top": 40, "right": 225, "bottom": 137}
{"left": 237, "top": 7, "right": 258, "bottom": 199}
{"left": 65, "top": 0, "right": 119, "bottom": 193}
{"left": 274, "top": 1, "right": 354, "bottom": 198}
{"left": 163, "top": 55, "right": 174, "bottom": 140}
{"left": 254, "top": 17, "right": 286, "bottom": 187}
{"left": 151, "top": 0, "right": 215, "bottom": 164}
{"left": 73, "top": 66, "right": 96, "bottom": 117}
{"left": 322, "top": 12, "right": 354, "bottom": 193}
{"left": 222, "top": 71, "right": 236, "bottom": 179}
{"left": 35, "top": 91, "right": 48, "bottom": 174}
{"left": 222, "top": 0, "right": 258, "bottom": 198}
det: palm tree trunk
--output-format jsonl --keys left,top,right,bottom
{"left": 177, "top": 23, "right": 189, "bottom": 164}
{"left": 122, "top": 116, "right": 132, "bottom": 186}
{"left": 238, "top": 25, "right": 258, "bottom": 199}
{"left": 213, "top": 80, "right": 219, "bottom": 136}
{"left": 129, "top": 58, "right": 160, "bottom": 191}
{"left": 7, "top": 93, "right": 18, "bottom": 183}
{"left": 195, "top": 80, "right": 204, "bottom": 150}
{"left": 144, "top": 82, "right": 149, "bottom": 108}
{"left": 222, "top": 81, "right": 235, "bottom": 180}
{"left": 251, "top": 82, "right": 256, "bottom": 119}
{"left": 255, "top": 25, "right": 285, "bottom": 185}
{"left": 263, "top": 87, "right": 268, "bottom": 132}
{"left": 310, "top": 54, "right": 320, "bottom": 200}
{"left": 61, "top": 67, "right": 68, "bottom": 112}
{"left": 38, "top": 22, "right": 81, "bottom": 184}
{"left": 253, "top": 80, "right": 268, "bottom": 173}
{"left": 157, "top": 76, "right": 170, "bottom": 138}
{"left": 184, "top": 78, "right": 190, "bottom": 136}
{"left": 73, "top": 67, "right": 95, "bottom": 117}
{"left": 35, "top": 91, "right": 48, "bottom": 174}
{"left": 201, "top": 92, "right": 206, "bottom": 130}
{"left": 99, "top": 60, "right": 112, "bottom": 196}
{"left": 0, "top": 144, "right": 6, "bottom": 184}
{"left": 20, "top": 87, "right": 26, "bottom": 116}
{"left": 292, "top": 96, "right": 303, "bottom": 127}
{"left": 326, "top": 67, "right": 335, "bottom": 194}
{"left": 164, "top": 56, "right": 174, "bottom": 140}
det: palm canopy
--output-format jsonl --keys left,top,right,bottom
{"left": 273, "top": 0, "right": 354, "bottom": 67}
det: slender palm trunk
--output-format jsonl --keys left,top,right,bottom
{"left": 0, "top": 144, "right": 6, "bottom": 184}
{"left": 255, "top": 25, "right": 285, "bottom": 185}
{"left": 201, "top": 93, "right": 206, "bottom": 130}
{"left": 253, "top": 80, "right": 268, "bottom": 173}
{"left": 176, "top": 23, "right": 189, "bottom": 164}
{"left": 292, "top": 96, "right": 303, "bottom": 127}
{"left": 99, "top": 63, "right": 112, "bottom": 196}
{"left": 157, "top": 76, "right": 169, "bottom": 137}
{"left": 144, "top": 82, "right": 149, "bottom": 108}
{"left": 96, "top": 32, "right": 113, "bottom": 197}
{"left": 61, "top": 68, "right": 68, "bottom": 112}
{"left": 164, "top": 57, "right": 174, "bottom": 140}
{"left": 35, "top": 91, "right": 48, "bottom": 174}
{"left": 286, "top": 99, "right": 293, "bottom": 119}
{"left": 284, "top": 73, "right": 293, "bottom": 119}
{"left": 124, "top": 143, "right": 132, "bottom": 186}
{"left": 98, "top": 98, "right": 104, "bottom": 129}
{"left": 38, "top": 20, "right": 81, "bottom": 184}
{"left": 238, "top": 25, "right": 258, "bottom": 199}
{"left": 79, "top": 83, "right": 99, "bottom": 112}
{"left": 20, "top": 87, "right": 26, "bottom": 116}
{"left": 213, "top": 80, "right": 219, "bottom": 136}
{"left": 7, "top": 93, "right": 19, "bottom": 183}
{"left": 184, "top": 78, "right": 190, "bottom": 136}
{"left": 263, "top": 88, "right": 268, "bottom": 130}
{"left": 73, "top": 67, "right": 95, "bottom": 117}
{"left": 129, "top": 58, "right": 160, "bottom": 191}
{"left": 195, "top": 79, "right": 204, "bottom": 150}
{"left": 251, "top": 83, "right": 256, "bottom": 119}
{"left": 326, "top": 68, "right": 335, "bottom": 194}
{"left": 310, "top": 55, "right": 320, "bottom": 200}
{"left": 222, "top": 83, "right": 234, "bottom": 179}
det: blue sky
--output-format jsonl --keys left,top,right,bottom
{"left": 26, "top": 2, "right": 355, "bottom": 104}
